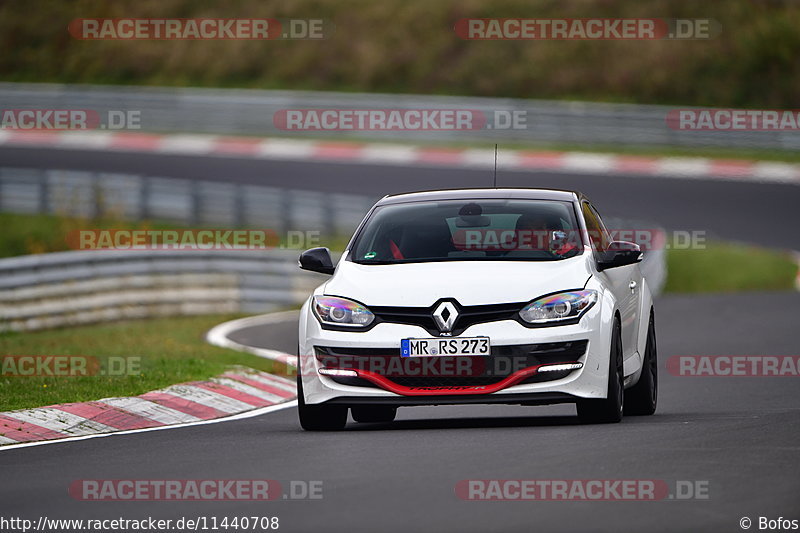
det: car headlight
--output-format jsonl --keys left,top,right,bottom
{"left": 519, "top": 290, "right": 598, "bottom": 324}
{"left": 312, "top": 296, "right": 375, "bottom": 328}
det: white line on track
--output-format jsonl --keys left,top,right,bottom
{"left": 205, "top": 310, "right": 300, "bottom": 366}
{"left": 236, "top": 372, "right": 297, "bottom": 394}
{"left": 360, "top": 144, "right": 418, "bottom": 164}
{"left": 159, "top": 384, "right": 258, "bottom": 414}
{"left": 156, "top": 134, "right": 218, "bottom": 154}
{"left": 97, "top": 397, "right": 203, "bottom": 425}
{"left": 2, "top": 408, "right": 117, "bottom": 436}
{"left": 212, "top": 377, "right": 288, "bottom": 404}
{"left": 0, "top": 401, "right": 297, "bottom": 452}
{"left": 0, "top": 311, "right": 300, "bottom": 452}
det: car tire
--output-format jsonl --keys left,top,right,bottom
{"left": 351, "top": 405, "right": 397, "bottom": 423}
{"left": 297, "top": 372, "right": 347, "bottom": 431}
{"left": 577, "top": 318, "right": 624, "bottom": 424}
{"left": 624, "top": 310, "right": 658, "bottom": 416}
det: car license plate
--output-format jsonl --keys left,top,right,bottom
{"left": 401, "top": 337, "right": 490, "bottom": 357}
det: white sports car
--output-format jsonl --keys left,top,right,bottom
{"left": 297, "top": 188, "right": 657, "bottom": 430}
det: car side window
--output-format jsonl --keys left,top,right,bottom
{"left": 590, "top": 204, "right": 612, "bottom": 248}
{"left": 581, "top": 202, "right": 611, "bottom": 253}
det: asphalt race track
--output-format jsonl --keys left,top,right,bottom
{"left": 1, "top": 145, "right": 799, "bottom": 249}
{"left": 1, "top": 146, "right": 799, "bottom": 532}
{"left": 1, "top": 293, "right": 799, "bottom": 532}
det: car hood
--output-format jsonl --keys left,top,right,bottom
{"left": 323, "top": 255, "right": 593, "bottom": 306}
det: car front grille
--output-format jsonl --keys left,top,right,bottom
{"left": 314, "top": 340, "right": 587, "bottom": 390}
{"left": 370, "top": 302, "right": 524, "bottom": 336}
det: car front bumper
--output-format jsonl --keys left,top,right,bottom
{"left": 299, "top": 298, "right": 613, "bottom": 406}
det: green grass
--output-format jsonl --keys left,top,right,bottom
{"left": 1, "top": 0, "right": 798, "bottom": 109}
{"left": 0, "top": 212, "right": 339, "bottom": 259}
{"left": 664, "top": 242, "right": 797, "bottom": 293}
{"left": 0, "top": 314, "right": 292, "bottom": 412}
{"left": 0, "top": 212, "right": 186, "bottom": 258}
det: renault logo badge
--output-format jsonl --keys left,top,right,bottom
{"left": 432, "top": 301, "right": 458, "bottom": 333}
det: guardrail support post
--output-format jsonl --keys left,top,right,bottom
{"left": 191, "top": 182, "right": 201, "bottom": 225}
{"left": 39, "top": 171, "right": 49, "bottom": 214}
{"left": 234, "top": 184, "right": 245, "bottom": 227}
{"left": 91, "top": 172, "right": 102, "bottom": 219}
{"left": 139, "top": 176, "right": 150, "bottom": 220}
{"left": 280, "top": 189, "right": 292, "bottom": 238}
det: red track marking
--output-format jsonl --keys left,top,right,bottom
{"left": 108, "top": 132, "right": 162, "bottom": 150}
{"left": 313, "top": 142, "right": 365, "bottom": 159}
{"left": 416, "top": 148, "right": 465, "bottom": 164}
{"left": 0, "top": 414, "right": 65, "bottom": 442}
{"left": 212, "top": 137, "right": 263, "bottom": 155}
{"left": 140, "top": 391, "right": 228, "bottom": 419}
{"left": 57, "top": 402, "right": 161, "bottom": 431}
{"left": 191, "top": 382, "right": 273, "bottom": 407}
{"left": 614, "top": 156, "right": 660, "bottom": 174}
{"left": 515, "top": 151, "right": 565, "bottom": 169}
{"left": 222, "top": 374, "right": 295, "bottom": 399}
{"left": 708, "top": 159, "right": 755, "bottom": 177}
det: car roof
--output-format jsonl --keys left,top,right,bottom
{"left": 375, "top": 188, "right": 581, "bottom": 206}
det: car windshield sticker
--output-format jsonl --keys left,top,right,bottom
{"left": 364, "top": 251, "right": 377, "bottom": 259}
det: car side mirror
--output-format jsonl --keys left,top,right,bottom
{"left": 597, "top": 241, "right": 643, "bottom": 271}
{"left": 299, "top": 247, "right": 335, "bottom": 275}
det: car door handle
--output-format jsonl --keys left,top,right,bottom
{"left": 629, "top": 280, "right": 638, "bottom": 291}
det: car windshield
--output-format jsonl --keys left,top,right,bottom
{"left": 350, "top": 198, "right": 583, "bottom": 264}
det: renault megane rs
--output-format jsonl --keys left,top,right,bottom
{"left": 296, "top": 188, "right": 657, "bottom": 430}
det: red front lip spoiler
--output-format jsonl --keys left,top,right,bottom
{"left": 335, "top": 364, "right": 574, "bottom": 396}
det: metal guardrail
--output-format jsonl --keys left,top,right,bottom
{"left": 1, "top": 83, "right": 797, "bottom": 150}
{"left": 0, "top": 249, "right": 328, "bottom": 332}
{"left": 0, "top": 167, "right": 376, "bottom": 236}
{"left": 0, "top": 166, "right": 664, "bottom": 332}
{"left": 0, "top": 243, "right": 664, "bottom": 333}
{"left": 0, "top": 165, "right": 374, "bottom": 331}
